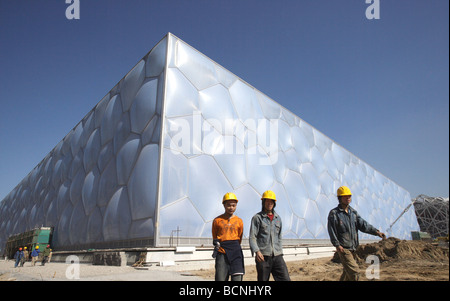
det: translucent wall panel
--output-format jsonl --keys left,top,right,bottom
{"left": 0, "top": 36, "right": 168, "bottom": 250}
{"left": 159, "top": 34, "right": 418, "bottom": 242}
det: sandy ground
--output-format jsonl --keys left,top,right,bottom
{"left": 1, "top": 238, "right": 448, "bottom": 281}
{"left": 192, "top": 256, "right": 449, "bottom": 281}
{"left": 0, "top": 260, "right": 206, "bottom": 281}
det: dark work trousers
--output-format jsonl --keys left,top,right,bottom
{"left": 255, "top": 255, "right": 291, "bottom": 281}
{"left": 215, "top": 253, "right": 243, "bottom": 281}
{"left": 41, "top": 256, "right": 49, "bottom": 266}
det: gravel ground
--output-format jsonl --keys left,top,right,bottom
{"left": 0, "top": 259, "right": 206, "bottom": 281}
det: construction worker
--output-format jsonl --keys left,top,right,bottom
{"left": 212, "top": 192, "right": 244, "bottom": 281}
{"left": 48, "top": 249, "right": 53, "bottom": 263}
{"left": 31, "top": 246, "right": 40, "bottom": 266}
{"left": 41, "top": 245, "right": 51, "bottom": 266}
{"left": 327, "top": 186, "right": 386, "bottom": 281}
{"left": 14, "top": 247, "right": 24, "bottom": 268}
{"left": 20, "top": 247, "right": 29, "bottom": 267}
{"left": 249, "top": 190, "right": 290, "bottom": 281}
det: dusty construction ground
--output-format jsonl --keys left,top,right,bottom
{"left": 192, "top": 238, "right": 449, "bottom": 281}
{"left": 192, "top": 255, "right": 449, "bottom": 281}
{"left": 1, "top": 238, "right": 448, "bottom": 281}
{"left": 0, "top": 261, "right": 206, "bottom": 281}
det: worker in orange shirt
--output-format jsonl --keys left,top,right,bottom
{"left": 212, "top": 192, "right": 244, "bottom": 281}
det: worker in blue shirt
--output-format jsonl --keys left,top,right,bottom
{"left": 327, "top": 186, "right": 386, "bottom": 281}
{"left": 14, "top": 247, "right": 24, "bottom": 268}
{"left": 31, "top": 246, "right": 40, "bottom": 266}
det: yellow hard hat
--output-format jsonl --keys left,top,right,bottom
{"left": 337, "top": 186, "right": 352, "bottom": 196}
{"left": 35, "top": 246, "right": 39, "bottom": 249}
{"left": 261, "top": 190, "right": 276, "bottom": 202}
{"left": 222, "top": 192, "right": 238, "bottom": 203}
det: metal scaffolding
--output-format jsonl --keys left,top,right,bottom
{"left": 412, "top": 195, "right": 449, "bottom": 239}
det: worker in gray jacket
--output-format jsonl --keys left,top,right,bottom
{"left": 327, "top": 186, "right": 386, "bottom": 281}
{"left": 249, "top": 190, "right": 290, "bottom": 281}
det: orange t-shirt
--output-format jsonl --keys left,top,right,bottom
{"left": 212, "top": 214, "right": 243, "bottom": 254}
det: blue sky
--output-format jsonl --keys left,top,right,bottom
{"left": 0, "top": 0, "right": 448, "bottom": 201}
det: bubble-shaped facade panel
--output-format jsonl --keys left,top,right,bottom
{"left": 233, "top": 184, "right": 262, "bottom": 237}
{"left": 246, "top": 146, "right": 276, "bottom": 194}
{"left": 100, "top": 94, "right": 123, "bottom": 145}
{"left": 82, "top": 167, "right": 100, "bottom": 216}
{"left": 300, "top": 163, "right": 321, "bottom": 200}
{"left": 229, "top": 79, "right": 264, "bottom": 122}
{"left": 165, "top": 68, "right": 200, "bottom": 117}
{"left": 103, "top": 187, "right": 132, "bottom": 241}
{"left": 97, "top": 160, "right": 117, "bottom": 207}
{"left": 116, "top": 134, "right": 141, "bottom": 185}
{"left": 146, "top": 38, "right": 167, "bottom": 78}
{"left": 199, "top": 84, "right": 238, "bottom": 136}
{"left": 127, "top": 144, "right": 159, "bottom": 221}
{"left": 69, "top": 200, "right": 88, "bottom": 245}
{"left": 121, "top": 60, "right": 146, "bottom": 112}
{"left": 83, "top": 129, "right": 101, "bottom": 172}
{"left": 284, "top": 170, "right": 310, "bottom": 218}
{"left": 160, "top": 149, "right": 188, "bottom": 207}
{"left": 215, "top": 64, "right": 237, "bottom": 88}
{"left": 269, "top": 181, "right": 293, "bottom": 232}
{"left": 159, "top": 198, "right": 205, "bottom": 237}
{"left": 214, "top": 137, "right": 247, "bottom": 189}
{"left": 175, "top": 39, "right": 219, "bottom": 90}
{"left": 187, "top": 155, "right": 233, "bottom": 221}
{"left": 130, "top": 78, "right": 158, "bottom": 134}
{"left": 257, "top": 91, "right": 282, "bottom": 120}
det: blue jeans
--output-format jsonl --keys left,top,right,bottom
{"left": 14, "top": 257, "right": 21, "bottom": 268}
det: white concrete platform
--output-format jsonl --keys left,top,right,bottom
{"left": 144, "top": 245, "right": 335, "bottom": 271}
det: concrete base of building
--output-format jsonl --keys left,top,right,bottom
{"left": 47, "top": 240, "right": 380, "bottom": 270}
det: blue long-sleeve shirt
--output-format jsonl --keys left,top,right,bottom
{"left": 327, "top": 205, "right": 379, "bottom": 251}
{"left": 14, "top": 251, "right": 24, "bottom": 260}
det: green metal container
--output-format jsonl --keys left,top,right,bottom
{"left": 5, "top": 227, "right": 53, "bottom": 258}
{"left": 411, "top": 231, "right": 431, "bottom": 241}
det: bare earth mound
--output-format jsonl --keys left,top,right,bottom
{"left": 351, "top": 237, "right": 449, "bottom": 263}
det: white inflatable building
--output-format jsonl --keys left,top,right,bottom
{"left": 0, "top": 33, "right": 419, "bottom": 251}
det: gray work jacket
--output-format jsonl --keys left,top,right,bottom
{"left": 327, "top": 205, "right": 379, "bottom": 251}
{"left": 249, "top": 210, "right": 284, "bottom": 256}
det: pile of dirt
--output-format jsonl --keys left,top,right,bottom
{"left": 332, "top": 237, "right": 449, "bottom": 263}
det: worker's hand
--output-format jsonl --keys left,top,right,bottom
{"left": 377, "top": 231, "right": 386, "bottom": 240}
{"left": 255, "top": 251, "right": 265, "bottom": 262}
{"left": 336, "top": 246, "right": 344, "bottom": 253}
